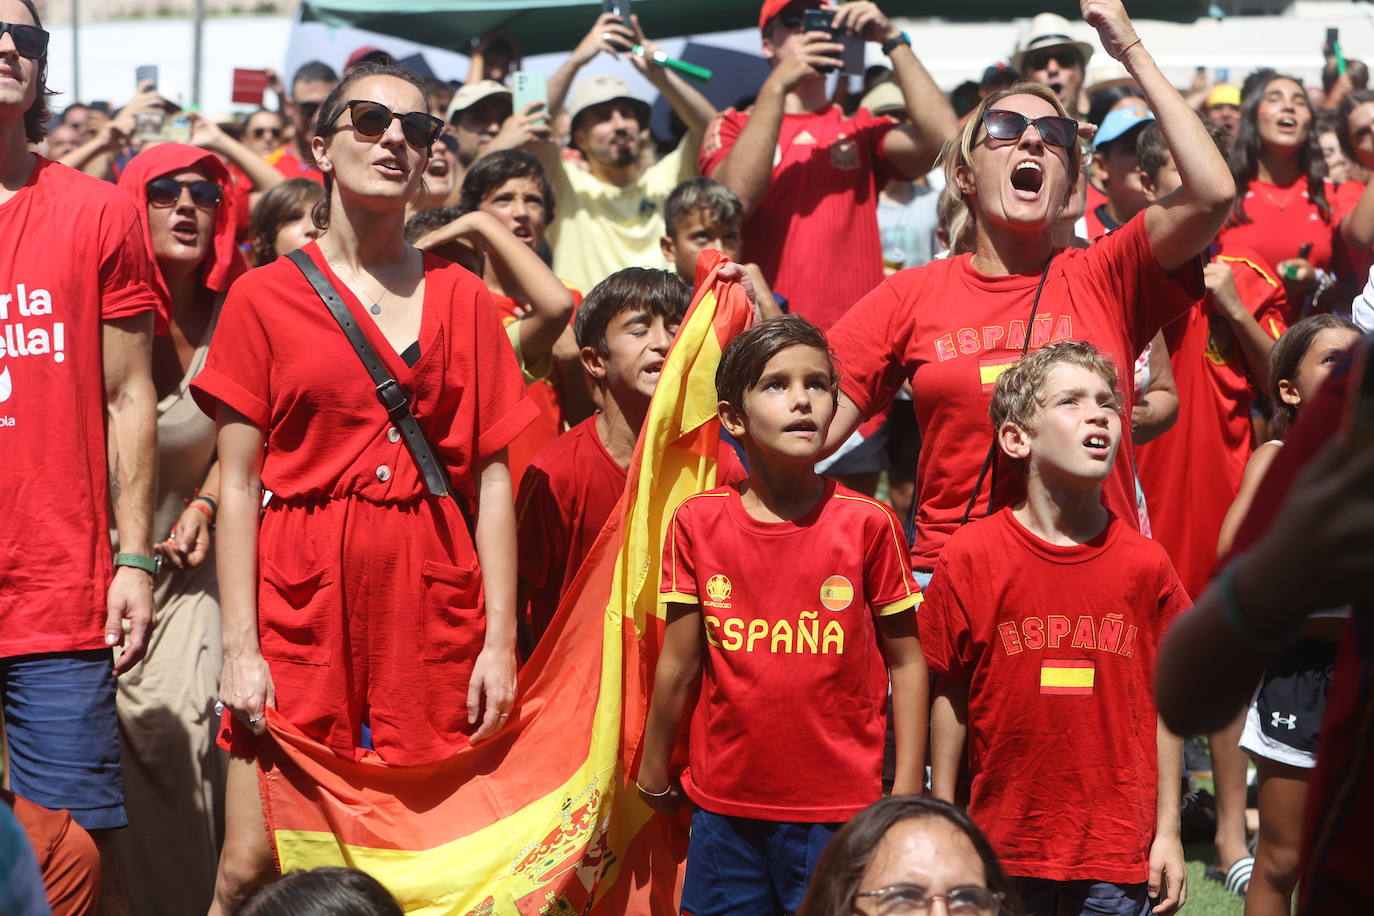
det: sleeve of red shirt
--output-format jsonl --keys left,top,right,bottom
{"left": 1332, "top": 179, "right": 1365, "bottom": 225}
{"left": 98, "top": 203, "right": 162, "bottom": 324}
{"left": 699, "top": 109, "right": 745, "bottom": 178}
{"left": 660, "top": 498, "right": 700, "bottom": 604}
{"left": 917, "top": 552, "right": 972, "bottom": 678}
{"left": 829, "top": 275, "right": 916, "bottom": 419}
{"left": 1085, "top": 211, "right": 1206, "bottom": 354}
{"left": 863, "top": 500, "right": 923, "bottom": 615}
{"left": 191, "top": 276, "right": 274, "bottom": 428}
{"left": 861, "top": 108, "right": 900, "bottom": 183}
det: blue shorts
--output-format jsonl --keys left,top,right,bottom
{"left": 1014, "top": 878, "right": 1151, "bottom": 916}
{"left": 0, "top": 650, "right": 125, "bottom": 830}
{"left": 680, "top": 808, "right": 838, "bottom": 916}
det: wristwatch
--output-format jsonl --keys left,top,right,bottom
{"left": 114, "top": 552, "right": 161, "bottom": 576}
{"left": 881, "top": 31, "right": 911, "bottom": 56}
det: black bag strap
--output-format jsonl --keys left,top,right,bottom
{"left": 959, "top": 253, "right": 1055, "bottom": 525}
{"left": 286, "top": 249, "right": 451, "bottom": 499}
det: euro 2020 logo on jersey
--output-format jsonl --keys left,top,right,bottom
{"left": 706, "top": 574, "right": 732, "bottom": 605}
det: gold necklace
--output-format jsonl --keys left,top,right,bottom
{"left": 1255, "top": 180, "right": 1304, "bottom": 213}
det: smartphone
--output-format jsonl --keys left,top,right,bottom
{"left": 1216, "top": 67, "right": 1229, "bottom": 83}
{"left": 1326, "top": 27, "right": 1340, "bottom": 56}
{"left": 133, "top": 112, "right": 164, "bottom": 144}
{"left": 601, "top": 0, "right": 627, "bottom": 18}
{"left": 512, "top": 71, "right": 547, "bottom": 119}
{"left": 135, "top": 64, "right": 158, "bottom": 90}
{"left": 231, "top": 68, "right": 269, "bottom": 106}
{"left": 1343, "top": 339, "right": 1374, "bottom": 449}
{"left": 801, "top": 8, "right": 864, "bottom": 77}
{"left": 159, "top": 114, "right": 192, "bottom": 144}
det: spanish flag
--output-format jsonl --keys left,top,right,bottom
{"left": 255, "top": 250, "right": 755, "bottom": 914}
{"left": 1039, "top": 659, "right": 1096, "bottom": 696}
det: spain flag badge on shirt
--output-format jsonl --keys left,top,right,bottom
{"left": 1039, "top": 659, "right": 1095, "bottom": 696}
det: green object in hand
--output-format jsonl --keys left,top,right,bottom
{"left": 1282, "top": 263, "right": 1301, "bottom": 280}
{"left": 631, "top": 44, "right": 712, "bottom": 83}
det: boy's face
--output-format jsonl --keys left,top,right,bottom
{"left": 583, "top": 307, "right": 680, "bottom": 410}
{"left": 720, "top": 344, "right": 836, "bottom": 464}
{"left": 1000, "top": 363, "right": 1122, "bottom": 486}
{"left": 1092, "top": 139, "right": 1148, "bottom": 219}
{"left": 479, "top": 176, "right": 548, "bottom": 251}
{"left": 1139, "top": 152, "right": 1181, "bottom": 203}
{"left": 662, "top": 208, "right": 742, "bottom": 282}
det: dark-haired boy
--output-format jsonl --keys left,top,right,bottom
{"left": 660, "top": 177, "right": 783, "bottom": 318}
{"left": 1085, "top": 105, "right": 1154, "bottom": 239}
{"left": 515, "top": 268, "right": 745, "bottom": 646}
{"left": 636, "top": 314, "right": 925, "bottom": 915}
{"left": 923, "top": 341, "right": 1188, "bottom": 916}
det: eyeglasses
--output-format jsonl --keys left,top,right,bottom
{"left": 0, "top": 21, "right": 49, "bottom": 59}
{"left": 146, "top": 178, "right": 223, "bottom": 209}
{"left": 328, "top": 99, "right": 443, "bottom": 151}
{"left": 1022, "top": 48, "right": 1082, "bottom": 71}
{"left": 438, "top": 132, "right": 458, "bottom": 153}
{"left": 251, "top": 126, "right": 282, "bottom": 139}
{"left": 981, "top": 109, "right": 1079, "bottom": 149}
{"left": 854, "top": 885, "right": 1003, "bottom": 916}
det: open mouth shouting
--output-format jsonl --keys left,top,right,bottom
{"left": 1011, "top": 159, "right": 1045, "bottom": 199}
{"left": 169, "top": 217, "right": 201, "bottom": 247}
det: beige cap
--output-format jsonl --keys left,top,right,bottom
{"left": 1011, "top": 13, "right": 1095, "bottom": 73}
{"left": 446, "top": 79, "right": 511, "bottom": 123}
{"left": 859, "top": 81, "right": 905, "bottom": 116}
{"left": 567, "top": 74, "right": 650, "bottom": 129}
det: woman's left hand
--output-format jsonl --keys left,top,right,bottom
{"left": 467, "top": 643, "right": 517, "bottom": 742}
{"left": 1081, "top": 0, "right": 1138, "bottom": 59}
{"left": 160, "top": 505, "right": 212, "bottom": 570}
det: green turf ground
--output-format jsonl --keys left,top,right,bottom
{"left": 1181, "top": 843, "right": 1245, "bottom": 915}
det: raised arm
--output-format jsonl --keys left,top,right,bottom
{"left": 189, "top": 112, "right": 284, "bottom": 197}
{"left": 708, "top": 30, "right": 843, "bottom": 216}
{"left": 1082, "top": 0, "right": 1234, "bottom": 270}
{"left": 104, "top": 313, "right": 158, "bottom": 674}
{"left": 627, "top": 15, "right": 716, "bottom": 145}
{"left": 546, "top": 13, "right": 637, "bottom": 120}
{"left": 832, "top": 2, "right": 957, "bottom": 179}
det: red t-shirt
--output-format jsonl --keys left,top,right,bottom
{"left": 0, "top": 157, "right": 161, "bottom": 658}
{"left": 701, "top": 105, "right": 898, "bottom": 331}
{"left": 1084, "top": 182, "right": 1111, "bottom": 240}
{"left": 192, "top": 241, "right": 536, "bottom": 505}
{"left": 921, "top": 508, "right": 1189, "bottom": 882}
{"left": 661, "top": 480, "right": 922, "bottom": 822}
{"left": 828, "top": 213, "right": 1202, "bottom": 572}
{"left": 268, "top": 148, "right": 325, "bottom": 185}
{"left": 1333, "top": 179, "right": 1374, "bottom": 283}
{"left": 1216, "top": 179, "right": 1362, "bottom": 307}
{"left": 517, "top": 417, "right": 745, "bottom": 641}
{"left": 1135, "top": 249, "right": 1287, "bottom": 599}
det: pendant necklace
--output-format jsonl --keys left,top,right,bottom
{"left": 328, "top": 257, "right": 387, "bottom": 314}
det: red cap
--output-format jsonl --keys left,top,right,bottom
{"left": 759, "top": 0, "right": 821, "bottom": 32}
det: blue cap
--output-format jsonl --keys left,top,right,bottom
{"left": 1094, "top": 105, "right": 1154, "bottom": 149}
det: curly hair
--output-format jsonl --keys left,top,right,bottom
{"left": 989, "top": 339, "right": 1121, "bottom": 435}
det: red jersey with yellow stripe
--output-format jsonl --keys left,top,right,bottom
{"left": 661, "top": 479, "right": 921, "bottom": 822}
{"left": 920, "top": 508, "right": 1190, "bottom": 883}
{"left": 1136, "top": 248, "right": 1287, "bottom": 600}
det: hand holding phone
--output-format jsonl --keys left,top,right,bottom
{"left": 511, "top": 71, "right": 547, "bottom": 120}
{"left": 135, "top": 64, "right": 158, "bottom": 91}
{"left": 801, "top": 8, "right": 863, "bottom": 76}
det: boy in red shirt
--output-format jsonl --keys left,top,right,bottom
{"left": 923, "top": 341, "right": 1189, "bottom": 916}
{"left": 515, "top": 268, "right": 744, "bottom": 648}
{"left": 660, "top": 177, "right": 783, "bottom": 318}
{"left": 636, "top": 315, "right": 925, "bottom": 915}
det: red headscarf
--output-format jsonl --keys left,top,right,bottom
{"left": 117, "top": 143, "right": 247, "bottom": 326}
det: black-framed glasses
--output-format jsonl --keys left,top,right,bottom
{"left": 438, "top": 132, "right": 458, "bottom": 153}
{"left": 1022, "top": 48, "right": 1082, "bottom": 72}
{"left": 146, "top": 177, "right": 223, "bottom": 209}
{"left": 251, "top": 126, "right": 282, "bottom": 139}
{"left": 0, "top": 21, "right": 49, "bottom": 59}
{"left": 328, "top": 99, "right": 443, "bottom": 151}
{"left": 854, "top": 885, "right": 1003, "bottom": 916}
{"left": 981, "top": 108, "right": 1079, "bottom": 149}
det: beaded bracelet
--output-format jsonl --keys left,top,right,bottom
{"left": 1216, "top": 563, "right": 1299, "bottom": 651}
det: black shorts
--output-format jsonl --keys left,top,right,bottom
{"left": 1240, "top": 637, "right": 1336, "bottom": 768}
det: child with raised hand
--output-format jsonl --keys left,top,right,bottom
{"left": 636, "top": 315, "right": 926, "bottom": 916}
{"left": 922, "top": 340, "right": 1189, "bottom": 916}
{"left": 1213, "top": 313, "right": 1360, "bottom": 916}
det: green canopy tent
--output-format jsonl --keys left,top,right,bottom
{"left": 299, "top": 0, "right": 1208, "bottom": 56}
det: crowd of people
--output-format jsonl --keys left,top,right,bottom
{"left": 2, "top": 0, "right": 1373, "bottom": 913}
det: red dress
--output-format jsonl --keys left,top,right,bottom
{"left": 193, "top": 242, "right": 536, "bottom": 764}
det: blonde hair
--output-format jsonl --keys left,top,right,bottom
{"left": 990, "top": 340, "right": 1119, "bottom": 434}
{"left": 940, "top": 82, "right": 1082, "bottom": 255}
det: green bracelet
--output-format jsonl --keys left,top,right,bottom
{"left": 114, "top": 552, "right": 160, "bottom": 576}
{"left": 1217, "top": 563, "right": 1298, "bottom": 650}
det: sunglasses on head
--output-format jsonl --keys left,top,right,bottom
{"left": 1023, "top": 48, "right": 1082, "bottom": 71}
{"left": 251, "top": 126, "right": 282, "bottom": 139}
{"left": 0, "top": 21, "right": 49, "bottom": 59}
{"left": 329, "top": 99, "right": 443, "bottom": 151}
{"left": 981, "top": 108, "right": 1079, "bottom": 149}
{"left": 146, "top": 177, "right": 223, "bottom": 209}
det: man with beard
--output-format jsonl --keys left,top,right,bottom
{"left": 524, "top": 12, "right": 717, "bottom": 293}
{"left": 268, "top": 59, "right": 337, "bottom": 182}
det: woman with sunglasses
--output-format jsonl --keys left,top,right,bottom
{"left": 827, "top": 0, "right": 1230, "bottom": 584}
{"left": 1217, "top": 73, "right": 1374, "bottom": 316}
{"left": 242, "top": 108, "right": 285, "bottom": 160}
{"left": 797, "top": 796, "right": 1024, "bottom": 916}
{"left": 192, "top": 61, "right": 535, "bottom": 911}
{"left": 112, "top": 142, "right": 247, "bottom": 915}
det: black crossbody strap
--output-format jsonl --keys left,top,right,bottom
{"left": 960, "top": 253, "right": 1055, "bottom": 525}
{"left": 286, "top": 249, "right": 451, "bottom": 499}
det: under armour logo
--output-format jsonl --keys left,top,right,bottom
{"left": 1272, "top": 712, "right": 1297, "bottom": 730}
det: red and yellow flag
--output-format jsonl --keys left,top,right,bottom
{"left": 255, "top": 250, "right": 754, "bottom": 914}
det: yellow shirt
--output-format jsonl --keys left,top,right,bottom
{"left": 549, "top": 136, "right": 695, "bottom": 294}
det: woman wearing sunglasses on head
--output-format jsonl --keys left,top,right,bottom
{"left": 191, "top": 61, "right": 536, "bottom": 911}
{"left": 112, "top": 142, "right": 247, "bottom": 915}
